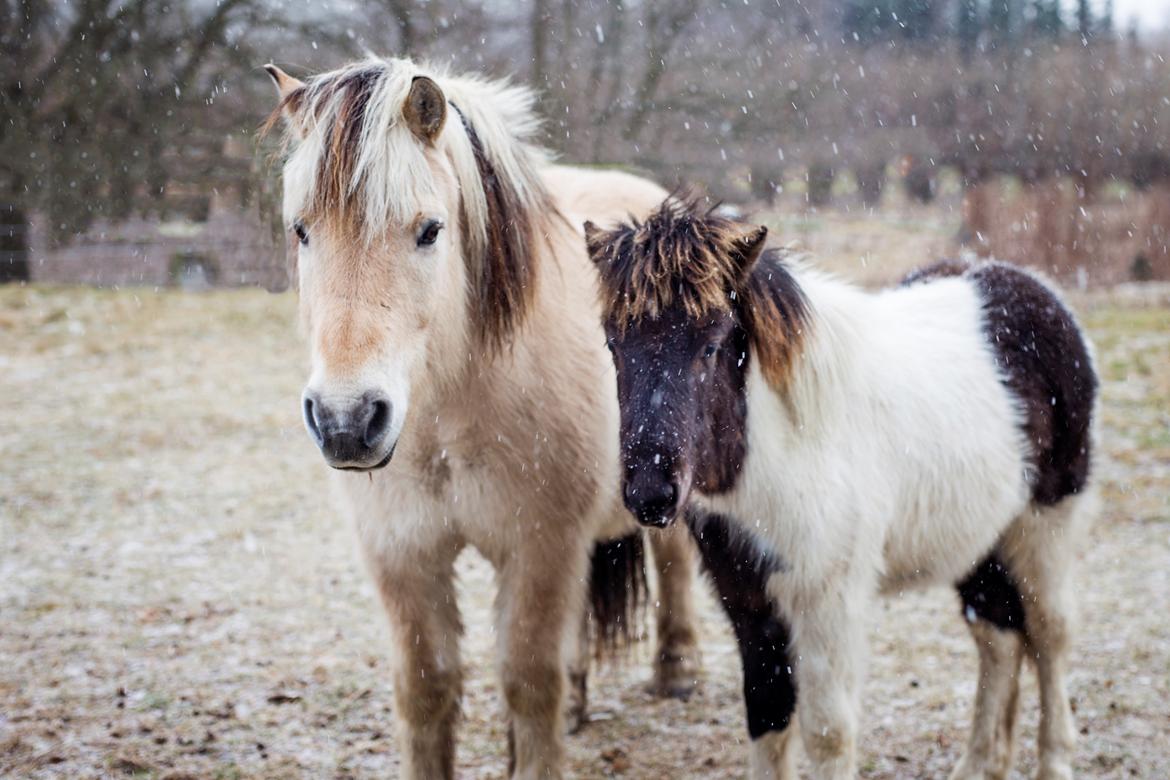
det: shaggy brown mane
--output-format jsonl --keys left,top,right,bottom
{"left": 587, "top": 197, "right": 753, "bottom": 326}
{"left": 588, "top": 196, "right": 811, "bottom": 390}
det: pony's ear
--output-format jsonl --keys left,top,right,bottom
{"left": 583, "top": 220, "right": 606, "bottom": 261}
{"left": 404, "top": 76, "right": 447, "bottom": 145}
{"left": 731, "top": 225, "right": 768, "bottom": 281}
{"left": 264, "top": 64, "right": 305, "bottom": 101}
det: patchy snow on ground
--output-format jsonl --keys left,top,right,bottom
{"left": 2, "top": 285, "right": 1167, "bottom": 779}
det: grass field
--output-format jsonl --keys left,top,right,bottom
{"left": 2, "top": 262, "right": 1169, "bottom": 778}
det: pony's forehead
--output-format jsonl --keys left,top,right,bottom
{"left": 279, "top": 58, "right": 447, "bottom": 235}
{"left": 592, "top": 201, "right": 746, "bottom": 328}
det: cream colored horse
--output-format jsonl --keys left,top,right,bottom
{"left": 263, "top": 58, "right": 700, "bottom": 779}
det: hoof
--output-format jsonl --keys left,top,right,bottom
{"left": 948, "top": 756, "right": 1009, "bottom": 780}
{"left": 648, "top": 650, "right": 701, "bottom": 700}
{"left": 565, "top": 671, "right": 588, "bottom": 735}
{"left": 1036, "top": 761, "right": 1073, "bottom": 780}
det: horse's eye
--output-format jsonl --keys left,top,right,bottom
{"left": 703, "top": 342, "right": 720, "bottom": 360}
{"left": 604, "top": 338, "right": 615, "bottom": 353}
{"left": 417, "top": 219, "right": 444, "bottom": 247}
{"left": 293, "top": 220, "right": 309, "bottom": 246}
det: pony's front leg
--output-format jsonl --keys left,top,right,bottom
{"left": 787, "top": 586, "right": 868, "bottom": 780}
{"left": 648, "top": 523, "right": 703, "bottom": 698}
{"left": 496, "top": 535, "right": 589, "bottom": 779}
{"left": 750, "top": 721, "right": 801, "bottom": 780}
{"left": 367, "top": 548, "right": 464, "bottom": 780}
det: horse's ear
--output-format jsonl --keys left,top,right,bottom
{"left": 731, "top": 225, "right": 768, "bottom": 281}
{"left": 404, "top": 76, "right": 447, "bottom": 145}
{"left": 264, "top": 64, "right": 305, "bottom": 101}
{"left": 262, "top": 64, "right": 308, "bottom": 138}
{"left": 583, "top": 221, "right": 606, "bottom": 262}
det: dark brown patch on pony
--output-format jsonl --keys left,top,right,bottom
{"left": 685, "top": 508, "right": 796, "bottom": 738}
{"left": 971, "top": 263, "right": 1097, "bottom": 505}
{"left": 897, "top": 259, "right": 1096, "bottom": 506}
{"left": 587, "top": 532, "right": 648, "bottom": 654}
{"left": 450, "top": 103, "right": 545, "bottom": 352}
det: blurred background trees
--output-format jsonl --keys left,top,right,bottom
{"left": 0, "top": 0, "right": 282, "bottom": 281}
{"left": 3, "top": 0, "right": 1168, "bottom": 283}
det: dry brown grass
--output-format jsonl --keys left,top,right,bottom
{"left": 2, "top": 245, "right": 1169, "bottom": 778}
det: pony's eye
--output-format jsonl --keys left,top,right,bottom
{"left": 703, "top": 343, "right": 720, "bottom": 360}
{"left": 293, "top": 220, "right": 309, "bottom": 246}
{"left": 417, "top": 219, "right": 444, "bottom": 247}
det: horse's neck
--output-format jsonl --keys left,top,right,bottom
{"left": 417, "top": 219, "right": 576, "bottom": 422}
{"left": 771, "top": 269, "right": 869, "bottom": 429}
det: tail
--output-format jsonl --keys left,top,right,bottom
{"left": 588, "top": 531, "right": 649, "bottom": 657}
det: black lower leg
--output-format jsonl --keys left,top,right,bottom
{"left": 685, "top": 509, "right": 797, "bottom": 738}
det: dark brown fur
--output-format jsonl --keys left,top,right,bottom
{"left": 970, "top": 263, "right": 1096, "bottom": 505}
{"left": 902, "top": 258, "right": 1097, "bottom": 506}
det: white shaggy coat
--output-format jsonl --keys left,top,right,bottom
{"left": 700, "top": 269, "right": 1094, "bottom": 780}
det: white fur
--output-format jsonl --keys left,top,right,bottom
{"left": 698, "top": 268, "right": 1094, "bottom": 779}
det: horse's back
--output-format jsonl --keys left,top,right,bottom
{"left": 541, "top": 164, "right": 668, "bottom": 229}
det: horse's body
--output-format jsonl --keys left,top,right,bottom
{"left": 588, "top": 200, "right": 1098, "bottom": 780}
{"left": 263, "top": 60, "right": 701, "bottom": 779}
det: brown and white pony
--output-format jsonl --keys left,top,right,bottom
{"left": 586, "top": 197, "right": 1098, "bottom": 780}
{"left": 261, "top": 59, "right": 702, "bottom": 779}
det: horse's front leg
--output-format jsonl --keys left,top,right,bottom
{"left": 366, "top": 545, "right": 464, "bottom": 780}
{"left": 786, "top": 582, "right": 870, "bottom": 780}
{"left": 564, "top": 602, "right": 590, "bottom": 734}
{"left": 496, "top": 532, "right": 590, "bottom": 779}
{"left": 648, "top": 523, "right": 703, "bottom": 698}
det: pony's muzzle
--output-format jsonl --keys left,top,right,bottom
{"left": 622, "top": 470, "right": 682, "bottom": 528}
{"left": 302, "top": 389, "right": 395, "bottom": 470}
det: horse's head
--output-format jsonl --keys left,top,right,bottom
{"left": 585, "top": 198, "right": 807, "bottom": 526}
{"left": 265, "top": 59, "right": 547, "bottom": 470}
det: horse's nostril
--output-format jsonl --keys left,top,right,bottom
{"left": 303, "top": 395, "right": 324, "bottom": 445}
{"left": 662, "top": 481, "right": 677, "bottom": 507}
{"left": 364, "top": 398, "right": 391, "bottom": 448}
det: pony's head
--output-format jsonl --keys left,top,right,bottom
{"left": 264, "top": 58, "right": 550, "bottom": 470}
{"left": 585, "top": 198, "right": 808, "bottom": 526}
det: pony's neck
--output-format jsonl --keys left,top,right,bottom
{"left": 760, "top": 268, "right": 866, "bottom": 432}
